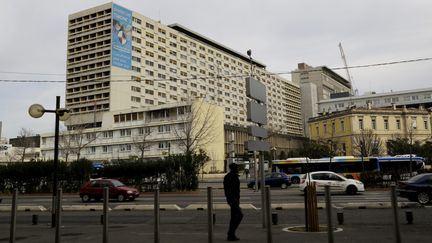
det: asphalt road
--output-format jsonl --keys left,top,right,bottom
{"left": 0, "top": 186, "right": 408, "bottom": 209}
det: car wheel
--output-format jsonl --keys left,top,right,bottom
{"left": 417, "top": 192, "right": 430, "bottom": 204}
{"left": 81, "top": 194, "right": 91, "bottom": 202}
{"left": 291, "top": 177, "right": 300, "bottom": 184}
{"left": 408, "top": 197, "right": 417, "bottom": 202}
{"left": 117, "top": 194, "right": 126, "bottom": 202}
{"left": 130, "top": 197, "right": 135, "bottom": 201}
{"left": 346, "top": 185, "right": 358, "bottom": 195}
{"left": 281, "top": 183, "right": 288, "bottom": 189}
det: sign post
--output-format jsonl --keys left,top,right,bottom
{"left": 244, "top": 50, "right": 270, "bottom": 229}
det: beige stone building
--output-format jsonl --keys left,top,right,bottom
{"left": 308, "top": 106, "right": 432, "bottom": 156}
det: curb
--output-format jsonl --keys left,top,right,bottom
{"left": 0, "top": 205, "right": 47, "bottom": 212}
{"left": 61, "top": 205, "right": 111, "bottom": 211}
{"left": 113, "top": 204, "right": 182, "bottom": 211}
{"left": 341, "top": 202, "right": 421, "bottom": 209}
{"left": 183, "top": 203, "right": 257, "bottom": 210}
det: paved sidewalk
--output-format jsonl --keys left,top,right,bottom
{"left": 1, "top": 207, "right": 432, "bottom": 242}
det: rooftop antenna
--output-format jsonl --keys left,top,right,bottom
{"left": 338, "top": 42, "right": 355, "bottom": 95}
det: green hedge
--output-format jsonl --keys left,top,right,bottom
{"left": 0, "top": 159, "right": 93, "bottom": 193}
{"left": 0, "top": 151, "right": 209, "bottom": 193}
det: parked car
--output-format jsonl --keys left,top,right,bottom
{"left": 299, "top": 171, "right": 365, "bottom": 195}
{"left": 247, "top": 172, "right": 291, "bottom": 189}
{"left": 79, "top": 178, "right": 139, "bottom": 202}
{"left": 397, "top": 173, "right": 432, "bottom": 204}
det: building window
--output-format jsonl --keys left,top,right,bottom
{"left": 103, "top": 131, "right": 113, "bottom": 138}
{"left": 383, "top": 118, "right": 389, "bottom": 130}
{"left": 120, "top": 144, "right": 131, "bottom": 152}
{"left": 158, "top": 142, "right": 170, "bottom": 149}
{"left": 120, "top": 129, "right": 131, "bottom": 137}
{"left": 340, "top": 120, "right": 345, "bottom": 131}
{"left": 396, "top": 119, "right": 401, "bottom": 130}
{"left": 102, "top": 145, "right": 112, "bottom": 153}
{"left": 88, "top": 147, "right": 96, "bottom": 154}
{"left": 145, "top": 99, "right": 154, "bottom": 105}
{"left": 359, "top": 118, "right": 364, "bottom": 130}
{"left": 131, "top": 96, "right": 141, "bottom": 102}
{"left": 424, "top": 118, "right": 429, "bottom": 130}
{"left": 158, "top": 125, "right": 170, "bottom": 133}
{"left": 371, "top": 117, "right": 376, "bottom": 130}
{"left": 411, "top": 117, "right": 417, "bottom": 129}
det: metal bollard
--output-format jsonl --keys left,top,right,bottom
{"left": 103, "top": 187, "right": 109, "bottom": 243}
{"left": 337, "top": 211, "right": 344, "bottom": 225}
{"left": 55, "top": 188, "right": 62, "bottom": 243}
{"left": 207, "top": 187, "right": 213, "bottom": 243}
{"left": 32, "top": 214, "right": 39, "bottom": 225}
{"left": 271, "top": 213, "right": 278, "bottom": 225}
{"left": 10, "top": 188, "right": 18, "bottom": 243}
{"left": 265, "top": 186, "right": 272, "bottom": 243}
{"left": 391, "top": 185, "right": 401, "bottom": 243}
{"left": 154, "top": 188, "right": 160, "bottom": 243}
{"left": 213, "top": 213, "right": 216, "bottom": 225}
{"left": 405, "top": 210, "right": 413, "bottom": 224}
{"left": 325, "top": 185, "right": 334, "bottom": 243}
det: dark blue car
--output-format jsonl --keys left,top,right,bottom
{"left": 247, "top": 172, "right": 291, "bottom": 189}
{"left": 397, "top": 173, "right": 432, "bottom": 204}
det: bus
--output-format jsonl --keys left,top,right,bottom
{"left": 272, "top": 156, "right": 425, "bottom": 184}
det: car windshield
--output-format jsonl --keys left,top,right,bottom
{"left": 111, "top": 180, "right": 125, "bottom": 187}
{"left": 407, "top": 174, "right": 428, "bottom": 183}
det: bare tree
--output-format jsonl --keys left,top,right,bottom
{"left": 59, "top": 125, "right": 99, "bottom": 161}
{"left": 14, "top": 128, "right": 36, "bottom": 162}
{"left": 59, "top": 129, "right": 74, "bottom": 163}
{"left": 173, "top": 99, "right": 220, "bottom": 155}
{"left": 132, "top": 129, "right": 152, "bottom": 162}
{"left": 352, "top": 129, "right": 384, "bottom": 157}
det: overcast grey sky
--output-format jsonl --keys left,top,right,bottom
{"left": 1, "top": 0, "right": 431, "bottom": 139}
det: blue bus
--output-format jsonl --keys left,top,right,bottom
{"left": 272, "top": 156, "right": 425, "bottom": 184}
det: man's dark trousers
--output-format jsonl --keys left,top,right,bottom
{"left": 228, "top": 200, "right": 243, "bottom": 238}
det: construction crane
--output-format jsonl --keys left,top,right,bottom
{"left": 338, "top": 42, "right": 356, "bottom": 95}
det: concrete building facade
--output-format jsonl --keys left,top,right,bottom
{"left": 62, "top": 3, "right": 303, "bottom": 164}
{"left": 66, "top": 3, "right": 302, "bottom": 136}
{"left": 308, "top": 106, "right": 431, "bottom": 156}
{"left": 292, "top": 63, "right": 351, "bottom": 136}
{"left": 41, "top": 99, "right": 226, "bottom": 172}
{"left": 319, "top": 87, "right": 432, "bottom": 114}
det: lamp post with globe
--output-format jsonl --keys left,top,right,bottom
{"left": 28, "top": 96, "right": 70, "bottom": 227}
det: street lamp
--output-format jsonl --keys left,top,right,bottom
{"left": 328, "top": 140, "right": 333, "bottom": 171}
{"left": 409, "top": 120, "right": 417, "bottom": 177}
{"left": 271, "top": 147, "right": 277, "bottom": 161}
{"left": 28, "top": 96, "right": 70, "bottom": 227}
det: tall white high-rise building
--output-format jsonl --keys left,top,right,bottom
{"left": 65, "top": 3, "right": 302, "bottom": 157}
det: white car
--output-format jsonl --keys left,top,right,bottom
{"left": 299, "top": 171, "right": 365, "bottom": 195}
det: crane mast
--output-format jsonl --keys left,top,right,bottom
{"left": 338, "top": 42, "right": 354, "bottom": 95}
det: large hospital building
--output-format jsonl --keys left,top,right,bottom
{"left": 41, "top": 3, "right": 302, "bottom": 170}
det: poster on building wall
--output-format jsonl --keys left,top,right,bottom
{"left": 112, "top": 4, "right": 132, "bottom": 70}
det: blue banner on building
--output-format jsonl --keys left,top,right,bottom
{"left": 112, "top": 4, "right": 132, "bottom": 70}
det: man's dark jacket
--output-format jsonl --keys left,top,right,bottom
{"left": 224, "top": 171, "right": 240, "bottom": 203}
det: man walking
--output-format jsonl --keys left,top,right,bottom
{"left": 224, "top": 163, "right": 243, "bottom": 241}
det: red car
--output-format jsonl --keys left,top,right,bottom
{"left": 79, "top": 178, "right": 139, "bottom": 202}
